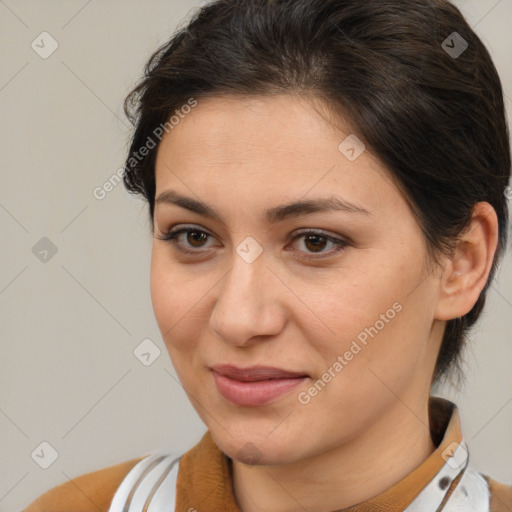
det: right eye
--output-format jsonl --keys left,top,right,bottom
{"left": 155, "top": 225, "right": 218, "bottom": 255}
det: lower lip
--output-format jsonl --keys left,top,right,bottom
{"left": 212, "top": 372, "right": 308, "bottom": 406}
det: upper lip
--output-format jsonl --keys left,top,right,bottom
{"left": 211, "top": 364, "right": 309, "bottom": 382}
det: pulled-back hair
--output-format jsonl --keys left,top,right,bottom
{"left": 122, "top": 0, "right": 511, "bottom": 384}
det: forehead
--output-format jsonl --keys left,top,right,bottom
{"left": 153, "top": 93, "right": 402, "bottom": 218}
{"left": 157, "top": 93, "right": 347, "bottom": 161}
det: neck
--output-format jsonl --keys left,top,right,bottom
{"left": 232, "top": 397, "right": 436, "bottom": 512}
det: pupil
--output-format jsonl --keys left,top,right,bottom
{"left": 305, "top": 235, "right": 326, "bottom": 253}
{"left": 188, "top": 231, "right": 207, "bottom": 247}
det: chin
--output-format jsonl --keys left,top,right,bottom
{"left": 210, "top": 428, "right": 301, "bottom": 466}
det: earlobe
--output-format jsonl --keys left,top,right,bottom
{"left": 434, "top": 202, "right": 499, "bottom": 321}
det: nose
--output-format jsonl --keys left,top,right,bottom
{"left": 209, "top": 250, "right": 287, "bottom": 348}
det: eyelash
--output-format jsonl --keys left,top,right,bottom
{"left": 155, "top": 225, "right": 348, "bottom": 259}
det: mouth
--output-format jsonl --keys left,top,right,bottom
{"left": 210, "top": 365, "right": 310, "bottom": 406}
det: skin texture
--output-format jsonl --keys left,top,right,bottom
{"left": 150, "top": 94, "right": 498, "bottom": 512}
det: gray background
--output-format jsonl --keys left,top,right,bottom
{"left": 0, "top": 1, "right": 510, "bottom": 510}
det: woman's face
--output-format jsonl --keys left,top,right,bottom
{"left": 151, "top": 94, "right": 444, "bottom": 465}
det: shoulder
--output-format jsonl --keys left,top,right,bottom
{"left": 21, "top": 455, "right": 147, "bottom": 512}
{"left": 482, "top": 474, "right": 512, "bottom": 512}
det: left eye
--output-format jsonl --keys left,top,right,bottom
{"left": 291, "top": 230, "right": 347, "bottom": 256}
{"left": 156, "top": 226, "right": 347, "bottom": 257}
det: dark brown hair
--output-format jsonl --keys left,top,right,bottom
{"left": 122, "top": 0, "right": 511, "bottom": 385}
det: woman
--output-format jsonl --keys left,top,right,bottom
{"left": 23, "top": 0, "right": 512, "bottom": 510}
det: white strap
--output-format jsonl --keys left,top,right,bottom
{"left": 404, "top": 440, "right": 490, "bottom": 512}
{"left": 441, "top": 465, "right": 490, "bottom": 512}
{"left": 108, "top": 452, "right": 181, "bottom": 512}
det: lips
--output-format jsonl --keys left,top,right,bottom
{"left": 211, "top": 364, "right": 309, "bottom": 381}
{"left": 210, "top": 365, "right": 309, "bottom": 406}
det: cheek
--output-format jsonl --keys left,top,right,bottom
{"left": 150, "top": 264, "right": 198, "bottom": 389}
{"left": 301, "top": 254, "right": 433, "bottom": 382}
{"left": 298, "top": 264, "right": 405, "bottom": 348}
{"left": 150, "top": 253, "right": 174, "bottom": 333}
{"left": 150, "top": 248, "right": 199, "bottom": 349}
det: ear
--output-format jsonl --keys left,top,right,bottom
{"left": 434, "top": 202, "right": 499, "bottom": 321}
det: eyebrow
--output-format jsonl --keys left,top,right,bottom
{"left": 154, "top": 190, "right": 372, "bottom": 224}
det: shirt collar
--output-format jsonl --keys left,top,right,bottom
{"left": 176, "top": 396, "right": 467, "bottom": 512}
